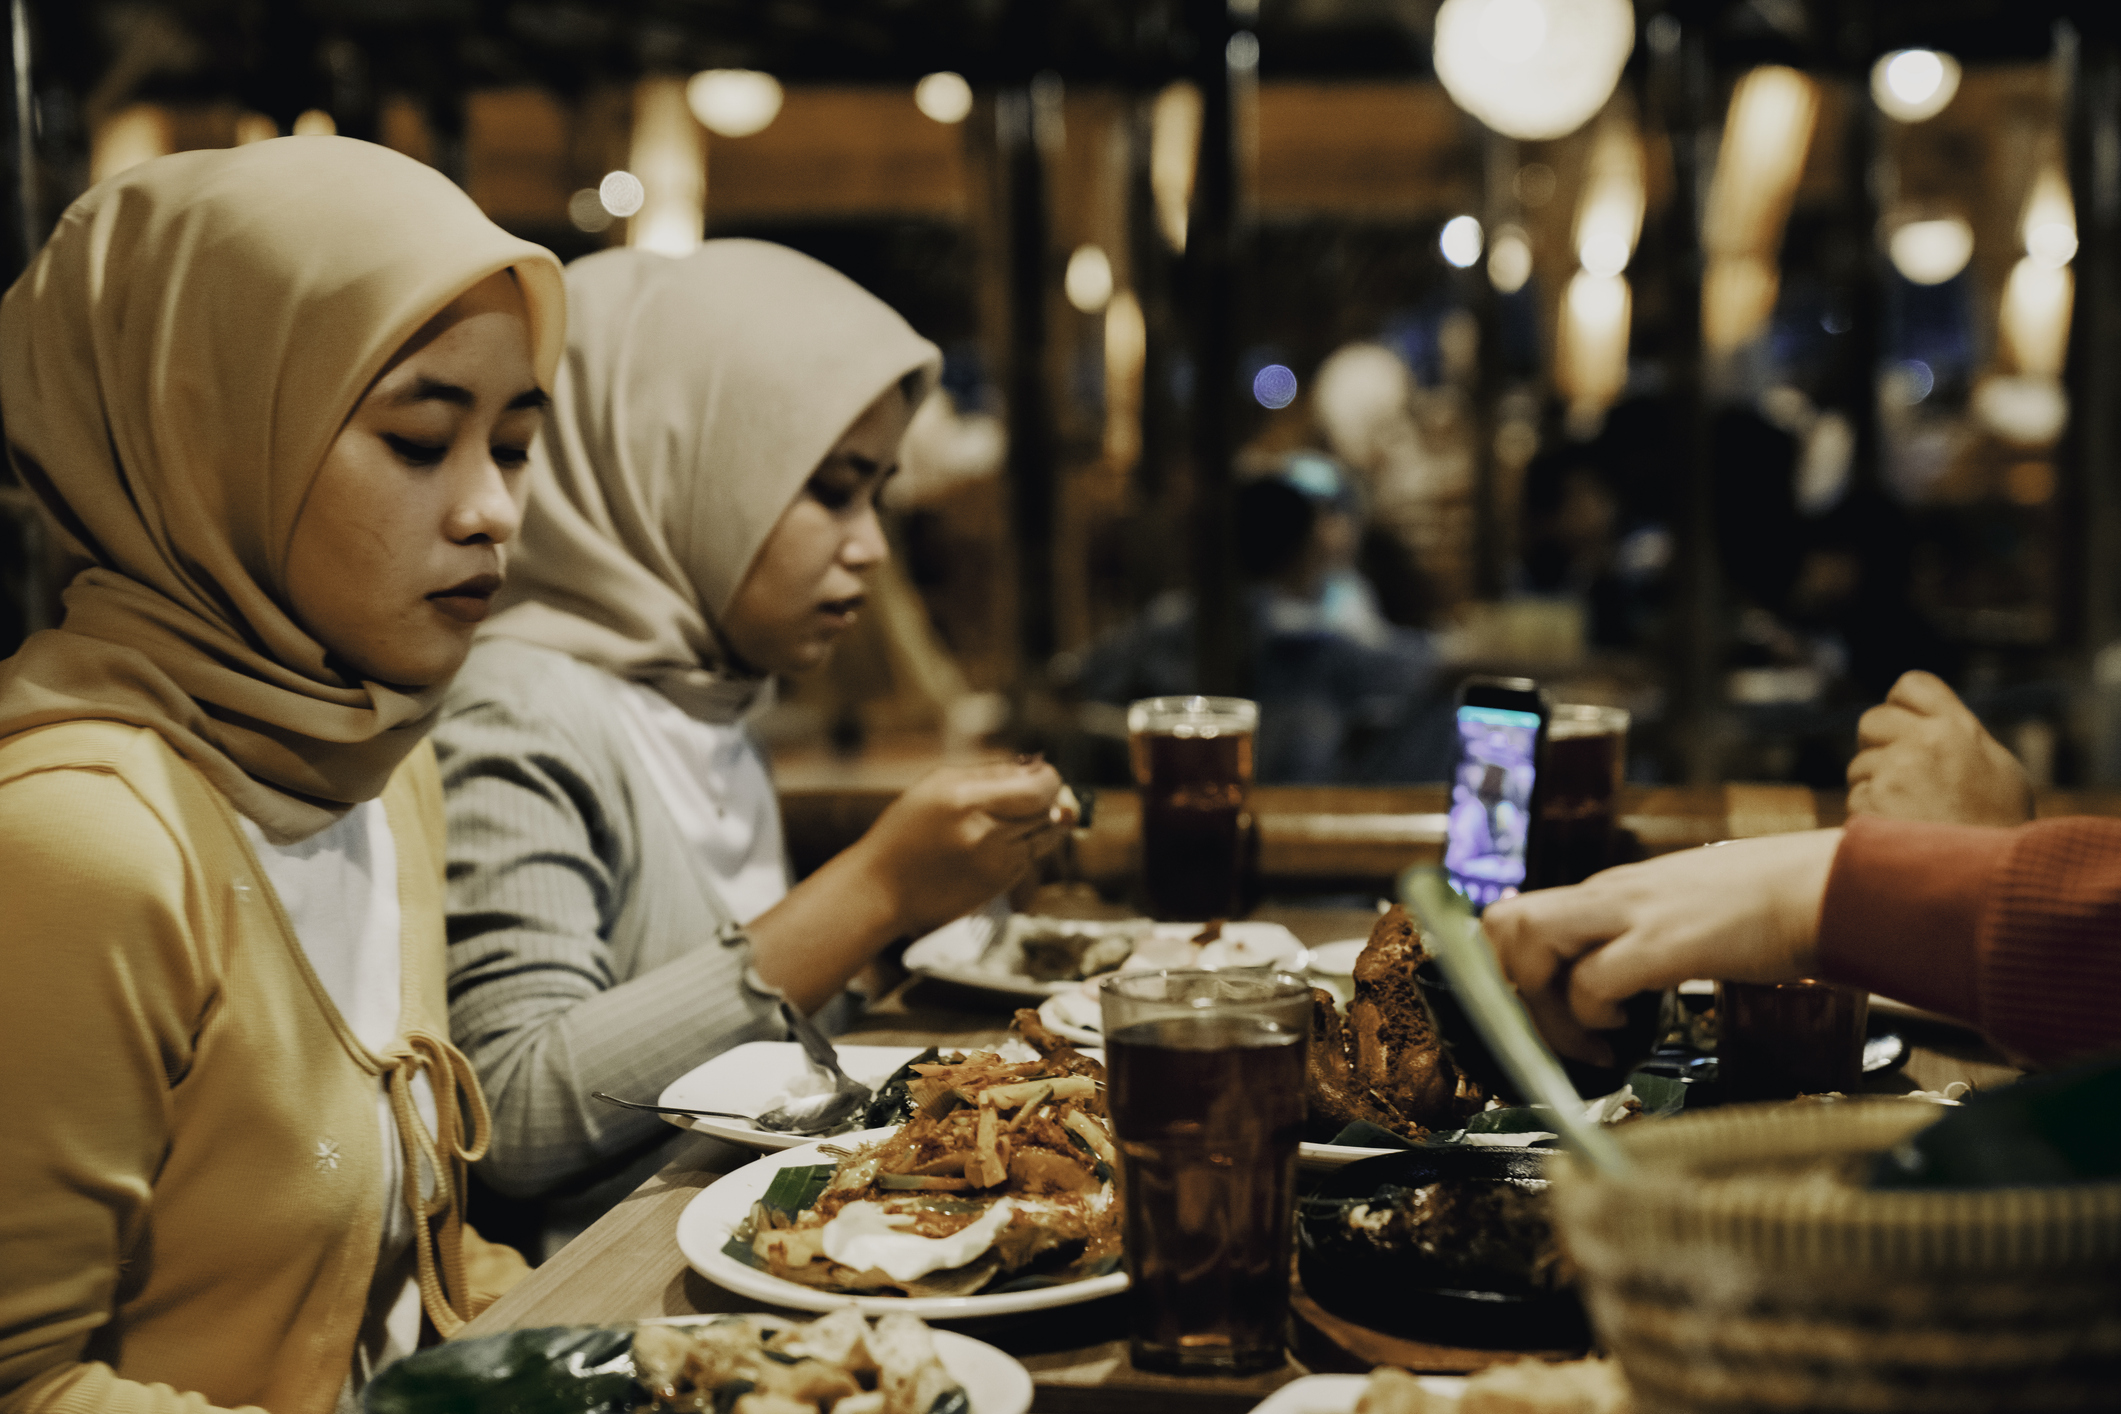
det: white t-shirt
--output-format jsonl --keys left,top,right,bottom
{"left": 608, "top": 676, "right": 790, "bottom": 923}
{"left": 241, "top": 801, "right": 435, "bottom": 1406}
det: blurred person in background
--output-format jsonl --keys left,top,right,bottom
{"left": 435, "top": 242, "right": 1071, "bottom": 1247}
{"left": 1072, "top": 451, "right": 1453, "bottom": 783}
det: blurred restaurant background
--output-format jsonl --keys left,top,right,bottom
{"left": 4, "top": 0, "right": 2120, "bottom": 794}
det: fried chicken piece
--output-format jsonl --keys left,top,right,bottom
{"left": 1010, "top": 1008, "right": 1109, "bottom": 1094}
{"left": 1346, "top": 906, "right": 1485, "bottom": 1128}
{"left": 1304, "top": 988, "right": 1421, "bottom": 1137}
{"left": 1303, "top": 907, "right": 1484, "bottom": 1141}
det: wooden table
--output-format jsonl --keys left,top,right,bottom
{"left": 456, "top": 903, "right": 2020, "bottom": 1411}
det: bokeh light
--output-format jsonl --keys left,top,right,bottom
{"left": 292, "top": 109, "right": 336, "bottom": 137}
{"left": 1488, "top": 227, "right": 1533, "bottom": 293}
{"left": 1253, "top": 364, "right": 1299, "bottom": 410}
{"left": 598, "top": 170, "right": 647, "bottom": 218}
{"left": 1064, "top": 244, "right": 1114, "bottom": 313}
{"left": 1871, "top": 49, "right": 1960, "bottom": 123}
{"left": 1439, "top": 215, "right": 1484, "bottom": 268}
{"left": 1888, "top": 217, "right": 1974, "bottom": 285}
{"left": 569, "top": 188, "right": 615, "bottom": 233}
{"left": 687, "top": 70, "right": 784, "bottom": 137}
{"left": 915, "top": 72, "right": 974, "bottom": 124}
{"left": 1433, "top": 0, "right": 1634, "bottom": 142}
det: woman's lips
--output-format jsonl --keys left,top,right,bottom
{"left": 818, "top": 595, "right": 865, "bottom": 630}
{"left": 429, "top": 573, "right": 501, "bottom": 625}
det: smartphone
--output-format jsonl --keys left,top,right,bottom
{"left": 1443, "top": 676, "right": 1547, "bottom": 910}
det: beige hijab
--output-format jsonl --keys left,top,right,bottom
{"left": 483, "top": 240, "right": 940, "bottom": 721}
{"left": 0, "top": 137, "right": 565, "bottom": 841}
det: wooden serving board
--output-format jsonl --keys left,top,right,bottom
{"left": 1287, "top": 1274, "right": 1587, "bottom": 1375}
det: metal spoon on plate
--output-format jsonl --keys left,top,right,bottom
{"left": 590, "top": 1087, "right": 868, "bottom": 1135}
{"left": 591, "top": 1000, "right": 876, "bottom": 1138}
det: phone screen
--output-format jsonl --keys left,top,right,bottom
{"left": 1444, "top": 703, "right": 1542, "bottom": 908}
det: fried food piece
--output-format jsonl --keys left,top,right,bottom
{"left": 1303, "top": 906, "right": 1484, "bottom": 1141}
{"left": 1305, "top": 988, "right": 1422, "bottom": 1137}
{"left": 1355, "top": 1366, "right": 1436, "bottom": 1414}
{"left": 1458, "top": 1357, "right": 1631, "bottom": 1414}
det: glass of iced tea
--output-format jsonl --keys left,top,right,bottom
{"left": 1100, "top": 968, "right": 1310, "bottom": 1375}
{"left": 1127, "top": 695, "right": 1258, "bottom": 920}
{"left": 1528, "top": 703, "right": 1630, "bottom": 890}
{"left": 1716, "top": 979, "right": 1870, "bottom": 1101}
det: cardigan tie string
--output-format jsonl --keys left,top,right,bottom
{"left": 384, "top": 1029, "right": 492, "bottom": 1337}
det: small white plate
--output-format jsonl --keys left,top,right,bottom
{"left": 639, "top": 1314, "right": 1033, "bottom": 1414}
{"left": 1307, "top": 939, "right": 1368, "bottom": 976}
{"left": 1248, "top": 1372, "right": 1467, "bottom": 1414}
{"left": 676, "top": 1130, "right": 1131, "bottom": 1319}
{"left": 905, "top": 902, "right": 1309, "bottom": 1001}
{"left": 659, "top": 1042, "right": 929, "bottom": 1152}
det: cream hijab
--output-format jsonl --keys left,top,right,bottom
{"left": 0, "top": 138, "right": 565, "bottom": 842}
{"left": 483, "top": 240, "right": 940, "bottom": 721}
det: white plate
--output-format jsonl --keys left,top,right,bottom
{"left": 905, "top": 899, "right": 1309, "bottom": 1001}
{"left": 659, "top": 1042, "right": 1104, "bottom": 1153}
{"left": 677, "top": 1129, "right": 1132, "bottom": 1319}
{"left": 639, "top": 1314, "right": 1033, "bottom": 1414}
{"left": 659, "top": 1042, "right": 930, "bottom": 1152}
{"left": 1307, "top": 939, "right": 1368, "bottom": 976}
{"left": 1248, "top": 1372, "right": 1467, "bottom": 1414}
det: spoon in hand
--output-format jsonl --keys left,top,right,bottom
{"left": 590, "top": 1087, "right": 870, "bottom": 1136}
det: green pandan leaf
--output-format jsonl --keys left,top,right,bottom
{"left": 1625, "top": 1071, "right": 1688, "bottom": 1116}
{"left": 760, "top": 1164, "right": 838, "bottom": 1219}
{"left": 721, "top": 1234, "right": 766, "bottom": 1270}
{"left": 1464, "top": 1107, "right": 1557, "bottom": 1134}
{"left": 362, "top": 1326, "right": 638, "bottom": 1413}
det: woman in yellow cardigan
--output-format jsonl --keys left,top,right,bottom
{"left": 0, "top": 138, "right": 563, "bottom": 1412}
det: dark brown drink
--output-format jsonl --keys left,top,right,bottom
{"left": 1528, "top": 705, "right": 1628, "bottom": 890}
{"left": 1717, "top": 980, "right": 1869, "bottom": 1101}
{"left": 1133, "top": 730, "right": 1254, "bottom": 920}
{"left": 1107, "top": 1014, "right": 1306, "bottom": 1374}
{"left": 1127, "top": 697, "right": 1258, "bottom": 921}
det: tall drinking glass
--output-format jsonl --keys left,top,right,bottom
{"left": 1100, "top": 969, "right": 1310, "bottom": 1375}
{"left": 1127, "top": 696, "right": 1257, "bottom": 920}
{"left": 1529, "top": 703, "right": 1630, "bottom": 889}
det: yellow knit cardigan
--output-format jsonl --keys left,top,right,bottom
{"left": 0, "top": 722, "right": 514, "bottom": 1414}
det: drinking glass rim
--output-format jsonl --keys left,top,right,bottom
{"left": 1097, "top": 967, "right": 1312, "bottom": 1004}
{"left": 1547, "top": 702, "right": 1630, "bottom": 735}
{"left": 1126, "top": 695, "right": 1259, "bottom": 734}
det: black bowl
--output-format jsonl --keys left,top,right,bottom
{"left": 1296, "top": 1145, "right": 1588, "bottom": 1349}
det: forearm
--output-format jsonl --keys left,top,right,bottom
{"left": 746, "top": 841, "right": 906, "bottom": 1013}
{"left": 460, "top": 934, "right": 780, "bottom": 1197}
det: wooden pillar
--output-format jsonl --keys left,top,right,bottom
{"left": 2069, "top": 37, "right": 2121, "bottom": 657}
{"left": 1648, "top": 12, "right": 1722, "bottom": 784}
{"left": 1186, "top": 0, "right": 1243, "bottom": 697}
{"left": 1000, "top": 80, "right": 1059, "bottom": 676}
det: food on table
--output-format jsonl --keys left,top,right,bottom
{"left": 1354, "top": 1366, "right": 1437, "bottom": 1414}
{"left": 1306, "top": 905, "right": 1486, "bottom": 1141}
{"left": 729, "top": 1018, "right": 1121, "bottom": 1297}
{"left": 1308, "top": 1168, "right": 1563, "bottom": 1295}
{"left": 1348, "top": 1359, "right": 1630, "bottom": 1414}
{"left": 1005, "top": 915, "right": 1151, "bottom": 982}
{"left": 631, "top": 1310, "right": 969, "bottom": 1414}
{"left": 1456, "top": 1356, "right": 1630, "bottom": 1414}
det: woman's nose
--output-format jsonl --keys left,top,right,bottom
{"left": 843, "top": 503, "right": 889, "bottom": 570}
{"left": 449, "top": 459, "right": 524, "bottom": 546}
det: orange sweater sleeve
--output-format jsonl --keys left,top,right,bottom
{"left": 1818, "top": 814, "right": 2121, "bottom": 1067}
{"left": 0, "top": 767, "right": 262, "bottom": 1414}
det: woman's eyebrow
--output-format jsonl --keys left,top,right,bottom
{"left": 384, "top": 379, "right": 550, "bottom": 412}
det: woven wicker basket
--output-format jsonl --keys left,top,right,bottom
{"left": 1548, "top": 1101, "right": 2121, "bottom": 1413}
